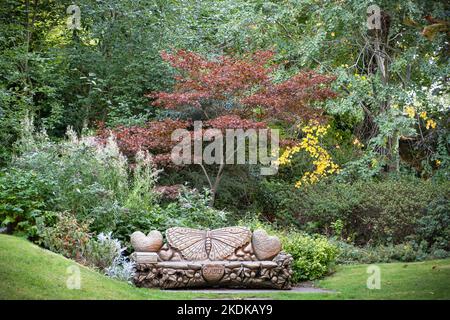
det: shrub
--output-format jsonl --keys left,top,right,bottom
{"left": 85, "top": 232, "right": 125, "bottom": 271}
{"left": 162, "top": 165, "right": 261, "bottom": 216}
{"left": 170, "top": 187, "right": 228, "bottom": 229}
{"left": 3, "top": 117, "right": 230, "bottom": 247}
{"left": 114, "top": 187, "right": 228, "bottom": 246}
{"left": 3, "top": 119, "right": 166, "bottom": 240}
{"left": 415, "top": 198, "right": 450, "bottom": 251}
{"left": 254, "top": 180, "right": 301, "bottom": 225}
{"left": 0, "top": 168, "right": 56, "bottom": 239}
{"left": 333, "top": 241, "right": 368, "bottom": 264}
{"left": 105, "top": 255, "right": 136, "bottom": 282}
{"left": 239, "top": 217, "right": 338, "bottom": 282}
{"left": 124, "top": 150, "right": 161, "bottom": 212}
{"left": 8, "top": 124, "right": 131, "bottom": 234}
{"left": 84, "top": 231, "right": 135, "bottom": 282}
{"left": 280, "top": 233, "right": 338, "bottom": 282}
{"left": 38, "top": 212, "right": 92, "bottom": 261}
{"left": 333, "top": 240, "right": 447, "bottom": 264}
{"left": 257, "top": 176, "right": 449, "bottom": 246}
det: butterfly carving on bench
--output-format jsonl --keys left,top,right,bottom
{"left": 166, "top": 227, "right": 252, "bottom": 261}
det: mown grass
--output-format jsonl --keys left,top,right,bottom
{"left": 1, "top": 235, "right": 449, "bottom": 300}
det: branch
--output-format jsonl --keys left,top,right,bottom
{"left": 199, "top": 163, "right": 213, "bottom": 191}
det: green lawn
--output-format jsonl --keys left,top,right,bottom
{"left": 1, "top": 234, "right": 449, "bottom": 300}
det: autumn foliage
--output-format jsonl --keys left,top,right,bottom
{"left": 204, "top": 115, "right": 266, "bottom": 131}
{"left": 96, "top": 115, "right": 268, "bottom": 168}
{"left": 149, "top": 50, "right": 337, "bottom": 123}
{"left": 148, "top": 50, "right": 274, "bottom": 114}
{"left": 241, "top": 71, "right": 337, "bottom": 123}
{"left": 96, "top": 119, "right": 191, "bottom": 167}
{"left": 97, "top": 50, "right": 337, "bottom": 171}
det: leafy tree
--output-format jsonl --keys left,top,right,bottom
{"left": 151, "top": 49, "right": 336, "bottom": 126}
{"left": 143, "top": 49, "right": 336, "bottom": 204}
{"left": 176, "top": 0, "right": 449, "bottom": 174}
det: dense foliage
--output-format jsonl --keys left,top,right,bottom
{"left": 0, "top": 120, "right": 227, "bottom": 243}
{"left": 257, "top": 177, "right": 449, "bottom": 245}
{"left": 0, "top": 1, "right": 449, "bottom": 283}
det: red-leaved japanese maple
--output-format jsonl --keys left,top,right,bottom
{"left": 149, "top": 49, "right": 337, "bottom": 124}
{"left": 96, "top": 115, "right": 271, "bottom": 205}
{"left": 101, "top": 50, "right": 337, "bottom": 206}
{"left": 96, "top": 119, "right": 191, "bottom": 168}
{"left": 148, "top": 50, "right": 274, "bottom": 119}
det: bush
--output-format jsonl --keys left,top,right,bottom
{"left": 105, "top": 255, "right": 136, "bottom": 282}
{"left": 114, "top": 187, "right": 228, "bottom": 246}
{"left": 158, "top": 165, "right": 261, "bottom": 218}
{"left": 38, "top": 212, "right": 92, "bottom": 261}
{"left": 255, "top": 180, "right": 301, "bottom": 225}
{"left": 257, "top": 176, "right": 449, "bottom": 246}
{"left": 8, "top": 124, "right": 132, "bottom": 234}
{"left": 239, "top": 218, "right": 338, "bottom": 282}
{"left": 281, "top": 233, "right": 338, "bottom": 282}
{"left": 333, "top": 240, "right": 448, "bottom": 264}
{"left": 415, "top": 198, "right": 450, "bottom": 251}
{"left": 0, "top": 168, "right": 56, "bottom": 239}
{"left": 168, "top": 187, "right": 228, "bottom": 229}
{"left": 4, "top": 119, "right": 230, "bottom": 245}
{"left": 85, "top": 232, "right": 125, "bottom": 271}
{"left": 124, "top": 150, "right": 161, "bottom": 212}
{"left": 3, "top": 120, "right": 163, "bottom": 239}
{"left": 84, "top": 231, "right": 135, "bottom": 282}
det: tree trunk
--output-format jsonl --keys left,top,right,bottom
{"left": 371, "top": 11, "right": 399, "bottom": 172}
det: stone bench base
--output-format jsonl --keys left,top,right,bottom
{"left": 133, "top": 252, "right": 293, "bottom": 289}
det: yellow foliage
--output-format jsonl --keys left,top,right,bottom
{"left": 426, "top": 119, "right": 437, "bottom": 129}
{"left": 353, "top": 138, "right": 364, "bottom": 148}
{"left": 277, "top": 122, "right": 339, "bottom": 188}
{"left": 404, "top": 106, "right": 416, "bottom": 118}
{"left": 419, "top": 111, "right": 428, "bottom": 120}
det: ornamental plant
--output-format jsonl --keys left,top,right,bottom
{"left": 149, "top": 49, "right": 337, "bottom": 124}
{"left": 38, "top": 212, "right": 92, "bottom": 261}
{"left": 149, "top": 50, "right": 276, "bottom": 118}
{"left": 85, "top": 232, "right": 127, "bottom": 271}
{"left": 97, "top": 50, "right": 337, "bottom": 205}
{"left": 239, "top": 217, "right": 338, "bottom": 282}
{"left": 96, "top": 119, "right": 191, "bottom": 167}
{"left": 278, "top": 121, "right": 339, "bottom": 188}
{"left": 141, "top": 50, "right": 337, "bottom": 202}
{"left": 98, "top": 115, "right": 271, "bottom": 206}
{"left": 281, "top": 232, "right": 338, "bottom": 282}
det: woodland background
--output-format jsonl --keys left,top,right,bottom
{"left": 0, "top": 0, "right": 448, "bottom": 281}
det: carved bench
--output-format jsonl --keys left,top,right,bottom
{"left": 130, "top": 227, "right": 293, "bottom": 289}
